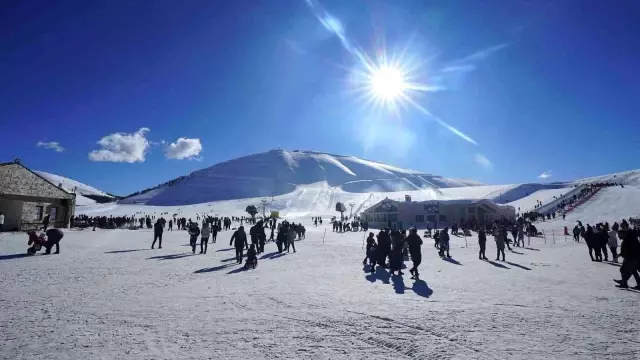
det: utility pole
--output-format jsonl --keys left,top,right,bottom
{"left": 261, "top": 198, "right": 268, "bottom": 219}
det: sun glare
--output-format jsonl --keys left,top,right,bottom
{"left": 370, "top": 66, "right": 406, "bottom": 101}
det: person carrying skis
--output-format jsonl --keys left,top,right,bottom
{"left": 188, "top": 223, "right": 201, "bottom": 254}
{"left": 152, "top": 219, "right": 163, "bottom": 249}
{"left": 478, "top": 227, "right": 488, "bottom": 260}
{"left": 200, "top": 222, "right": 210, "bottom": 254}
{"left": 406, "top": 228, "right": 423, "bottom": 278}
{"left": 230, "top": 226, "right": 248, "bottom": 263}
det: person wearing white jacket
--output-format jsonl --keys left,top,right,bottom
{"left": 608, "top": 230, "right": 619, "bottom": 263}
{"left": 0, "top": 212, "right": 4, "bottom": 232}
{"left": 200, "top": 223, "right": 211, "bottom": 254}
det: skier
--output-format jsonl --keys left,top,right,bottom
{"left": 439, "top": 227, "right": 451, "bottom": 258}
{"left": 152, "top": 219, "right": 163, "bottom": 249}
{"left": 230, "top": 226, "right": 247, "bottom": 263}
{"left": 43, "top": 228, "right": 64, "bottom": 254}
{"left": 495, "top": 228, "right": 506, "bottom": 261}
{"left": 188, "top": 223, "right": 201, "bottom": 254}
{"left": 478, "top": 228, "right": 488, "bottom": 260}
{"left": 200, "top": 222, "right": 210, "bottom": 254}
{"left": 406, "top": 228, "right": 423, "bottom": 278}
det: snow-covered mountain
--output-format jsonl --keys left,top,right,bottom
{"left": 120, "top": 149, "right": 483, "bottom": 206}
{"left": 34, "top": 171, "right": 115, "bottom": 205}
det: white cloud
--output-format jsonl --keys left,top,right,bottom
{"left": 165, "top": 138, "right": 203, "bottom": 160}
{"left": 36, "top": 141, "right": 65, "bottom": 152}
{"left": 538, "top": 170, "right": 552, "bottom": 179}
{"left": 88, "top": 128, "right": 150, "bottom": 163}
{"left": 441, "top": 43, "right": 510, "bottom": 74}
{"left": 474, "top": 153, "right": 493, "bottom": 169}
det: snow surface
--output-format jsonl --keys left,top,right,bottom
{"left": 35, "top": 171, "right": 113, "bottom": 198}
{"left": 1, "top": 220, "right": 639, "bottom": 359}
{"left": 120, "top": 149, "right": 484, "bottom": 206}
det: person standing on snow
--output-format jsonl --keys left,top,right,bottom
{"left": 287, "top": 225, "right": 297, "bottom": 253}
{"left": 596, "top": 225, "right": 609, "bottom": 261}
{"left": 478, "top": 228, "right": 488, "bottom": 260}
{"left": 439, "top": 227, "right": 451, "bottom": 258}
{"left": 200, "top": 222, "right": 210, "bottom": 254}
{"left": 230, "top": 226, "right": 248, "bottom": 263}
{"left": 363, "top": 232, "right": 377, "bottom": 266}
{"left": 377, "top": 229, "right": 391, "bottom": 268}
{"left": 614, "top": 225, "right": 640, "bottom": 289}
{"left": 42, "top": 214, "right": 51, "bottom": 231}
{"left": 211, "top": 223, "right": 218, "bottom": 243}
{"left": 257, "top": 222, "right": 266, "bottom": 254}
{"left": 168, "top": 219, "right": 173, "bottom": 231}
{"left": 572, "top": 225, "right": 580, "bottom": 242}
{"left": 608, "top": 229, "right": 619, "bottom": 263}
{"left": 495, "top": 228, "right": 506, "bottom": 261}
{"left": 584, "top": 225, "right": 596, "bottom": 261}
{"left": 389, "top": 229, "right": 405, "bottom": 275}
{"left": 406, "top": 228, "right": 423, "bottom": 278}
{"left": 188, "top": 223, "right": 201, "bottom": 254}
{"left": 152, "top": 219, "right": 163, "bottom": 249}
{"left": 0, "top": 212, "right": 4, "bottom": 232}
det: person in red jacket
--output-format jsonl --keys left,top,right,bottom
{"left": 27, "top": 231, "right": 45, "bottom": 255}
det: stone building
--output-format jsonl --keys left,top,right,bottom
{"left": 361, "top": 196, "right": 516, "bottom": 230}
{"left": 0, "top": 160, "right": 75, "bottom": 231}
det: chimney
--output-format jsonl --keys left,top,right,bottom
{"left": 405, "top": 195, "right": 411, "bottom": 202}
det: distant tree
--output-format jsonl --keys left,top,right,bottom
{"left": 335, "top": 202, "right": 346, "bottom": 220}
{"left": 246, "top": 205, "right": 258, "bottom": 223}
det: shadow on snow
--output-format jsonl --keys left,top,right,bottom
{"left": 105, "top": 249, "right": 149, "bottom": 254}
{"left": 0, "top": 253, "right": 31, "bottom": 261}
{"left": 365, "top": 266, "right": 433, "bottom": 298}
{"left": 523, "top": 247, "right": 540, "bottom": 251}
{"left": 505, "top": 261, "right": 532, "bottom": 270}
{"left": 442, "top": 257, "right": 462, "bottom": 266}
{"left": 486, "top": 260, "right": 510, "bottom": 269}
{"left": 147, "top": 253, "right": 192, "bottom": 260}
{"left": 194, "top": 263, "right": 235, "bottom": 273}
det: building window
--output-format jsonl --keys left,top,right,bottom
{"left": 50, "top": 207, "right": 58, "bottom": 220}
{"left": 35, "top": 206, "right": 44, "bottom": 220}
{"left": 388, "top": 213, "right": 397, "bottom": 222}
{"left": 439, "top": 215, "right": 447, "bottom": 222}
{"left": 415, "top": 215, "right": 424, "bottom": 222}
{"left": 426, "top": 215, "right": 436, "bottom": 222}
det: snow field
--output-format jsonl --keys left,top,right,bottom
{"left": 1, "top": 220, "right": 639, "bottom": 360}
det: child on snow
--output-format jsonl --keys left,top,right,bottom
{"left": 245, "top": 244, "right": 258, "bottom": 269}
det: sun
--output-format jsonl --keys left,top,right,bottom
{"left": 370, "top": 66, "right": 407, "bottom": 102}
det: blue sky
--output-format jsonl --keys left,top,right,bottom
{"left": 1, "top": 0, "right": 639, "bottom": 196}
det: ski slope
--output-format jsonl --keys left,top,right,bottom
{"left": 120, "top": 149, "right": 484, "bottom": 206}
{"left": 1, "top": 222, "right": 638, "bottom": 359}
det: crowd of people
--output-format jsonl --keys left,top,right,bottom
{"left": 331, "top": 217, "right": 369, "bottom": 232}
{"left": 569, "top": 218, "right": 640, "bottom": 290}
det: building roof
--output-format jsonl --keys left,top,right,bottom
{"left": 0, "top": 160, "right": 74, "bottom": 197}
{"left": 363, "top": 197, "right": 514, "bottom": 213}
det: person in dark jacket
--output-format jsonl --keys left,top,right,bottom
{"left": 478, "top": 228, "right": 488, "bottom": 260}
{"left": 211, "top": 224, "right": 218, "bottom": 243}
{"left": 439, "top": 227, "right": 451, "bottom": 258}
{"left": 42, "top": 214, "right": 51, "bottom": 231}
{"left": 245, "top": 244, "right": 258, "bottom": 269}
{"left": 376, "top": 229, "right": 391, "bottom": 268}
{"left": 44, "top": 228, "right": 64, "bottom": 254}
{"left": 584, "top": 225, "right": 596, "bottom": 261}
{"left": 363, "top": 232, "right": 376, "bottom": 265}
{"left": 596, "top": 225, "right": 609, "bottom": 261}
{"left": 188, "top": 223, "right": 200, "bottom": 254}
{"left": 389, "top": 230, "right": 405, "bottom": 275}
{"left": 230, "top": 226, "right": 248, "bottom": 263}
{"left": 257, "top": 222, "right": 266, "bottom": 254}
{"left": 614, "top": 227, "right": 640, "bottom": 289}
{"left": 152, "top": 220, "right": 163, "bottom": 249}
{"left": 406, "top": 228, "right": 423, "bottom": 278}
